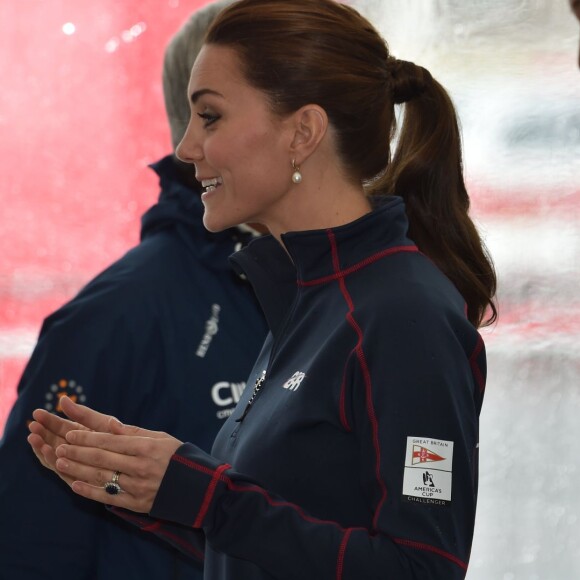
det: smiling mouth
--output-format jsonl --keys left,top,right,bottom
{"left": 201, "top": 177, "right": 223, "bottom": 193}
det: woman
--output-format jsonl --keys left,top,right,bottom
{"left": 29, "top": 0, "right": 496, "bottom": 578}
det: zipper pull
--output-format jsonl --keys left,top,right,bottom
{"left": 236, "top": 370, "right": 266, "bottom": 423}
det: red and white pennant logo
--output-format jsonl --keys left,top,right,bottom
{"left": 411, "top": 445, "right": 446, "bottom": 465}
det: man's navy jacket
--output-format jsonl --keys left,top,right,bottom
{"left": 0, "top": 155, "right": 267, "bottom": 579}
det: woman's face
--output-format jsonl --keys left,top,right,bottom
{"left": 177, "top": 44, "right": 295, "bottom": 233}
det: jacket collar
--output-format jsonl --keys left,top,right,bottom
{"left": 281, "top": 196, "right": 412, "bottom": 284}
{"left": 230, "top": 196, "right": 415, "bottom": 334}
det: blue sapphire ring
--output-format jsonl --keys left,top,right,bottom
{"left": 104, "top": 470, "right": 122, "bottom": 495}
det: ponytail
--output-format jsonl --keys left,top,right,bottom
{"left": 206, "top": 0, "right": 497, "bottom": 327}
{"left": 370, "top": 60, "right": 497, "bottom": 328}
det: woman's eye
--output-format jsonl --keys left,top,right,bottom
{"left": 197, "top": 112, "right": 220, "bottom": 128}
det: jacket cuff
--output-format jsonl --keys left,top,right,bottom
{"left": 150, "top": 442, "right": 230, "bottom": 529}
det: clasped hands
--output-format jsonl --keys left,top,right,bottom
{"left": 27, "top": 396, "right": 183, "bottom": 513}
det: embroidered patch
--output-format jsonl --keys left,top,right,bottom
{"left": 196, "top": 304, "right": 221, "bottom": 358}
{"left": 211, "top": 380, "right": 248, "bottom": 419}
{"left": 44, "top": 378, "right": 86, "bottom": 414}
{"left": 402, "top": 436, "right": 454, "bottom": 506}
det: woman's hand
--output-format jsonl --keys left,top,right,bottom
{"left": 28, "top": 397, "right": 183, "bottom": 513}
{"left": 28, "top": 406, "right": 91, "bottom": 486}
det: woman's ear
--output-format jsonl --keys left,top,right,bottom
{"left": 289, "top": 104, "right": 328, "bottom": 165}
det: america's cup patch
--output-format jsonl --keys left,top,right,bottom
{"left": 402, "top": 436, "right": 454, "bottom": 506}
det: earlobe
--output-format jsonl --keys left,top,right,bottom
{"left": 289, "top": 105, "right": 328, "bottom": 165}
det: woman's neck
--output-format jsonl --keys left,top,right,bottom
{"left": 266, "top": 163, "right": 372, "bottom": 242}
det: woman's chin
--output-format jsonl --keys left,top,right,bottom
{"left": 202, "top": 213, "right": 235, "bottom": 233}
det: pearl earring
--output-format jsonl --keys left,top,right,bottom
{"left": 291, "top": 160, "right": 302, "bottom": 184}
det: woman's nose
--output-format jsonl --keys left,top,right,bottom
{"left": 175, "top": 123, "right": 203, "bottom": 164}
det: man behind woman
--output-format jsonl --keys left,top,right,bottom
{"left": 0, "top": 2, "right": 264, "bottom": 579}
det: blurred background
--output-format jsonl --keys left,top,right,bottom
{"left": 0, "top": 0, "right": 578, "bottom": 577}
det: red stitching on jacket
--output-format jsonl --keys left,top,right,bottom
{"left": 172, "top": 453, "right": 342, "bottom": 529}
{"left": 392, "top": 537, "right": 468, "bottom": 571}
{"left": 172, "top": 454, "right": 230, "bottom": 481}
{"left": 332, "top": 238, "right": 354, "bottom": 433}
{"left": 327, "top": 230, "right": 388, "bottom": 532}
{"left": 469, "top": 335, "right": 485, "bottom": 393}
{"left": 142, "top": 521, "right": 162, "bottom": 532}
{"left": 227, "top": 480, "right": 344, "bottom": 530}
{"left": 110, "top": 508, "right": 152, "bottom": 530}
{"left": 155, "top": 527, "right": 206, "bottom": 561}
{"left": 339, "top": 353, "right": 354, "bottom": 432}
{"left": 168, "top": 452, "right": 466, "bottom": 570}
{"left": 110, "top": 510, "right": 205, "bottom": 561}
{"left": 194, "top": 463, "right": 231, "bottom": 528}
{"left": 297, "top": 245, "right": 419, "bottom": 287}
{"left": 336, "top": 528, "right": 353, "bottom": 580}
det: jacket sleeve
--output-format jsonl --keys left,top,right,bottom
{"left": 126, "top": 302, "right": 483, "bottom": 579}
{"left": 108, "top": 508, "right": 207, "bottom": 563}
{"left": 0, "top": 289, "right": 169, "bottom": 579}
{"left": 339, "top": 298, "right": 484, "bottom": 578}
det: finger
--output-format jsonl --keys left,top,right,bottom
{"left": 54, "top": 443, "right": 151, "bottom": 497}
{"left": 29, "top": 420, "right": 66, "bottom": 448}
{"left": 66, "top": 429, "right": 172, "bottom": 456}
{"left": 27, "top": 432, "right": 45, "bottom": 454}
{"left": 55, "top": 440, "right": 137, "bottom": 470}
{"left": 55, "top": 456, "right": 124, "bottom": 489}
{"left": 27, "top": 423, "right": 64, "bottom": 470}
{"left": 54, "top": 449, "right": 143, "bottom": 499}
{"left": 69, "top": 480, "right": 152, "bottom": 513}
{"left": 56, "top": 398, "right": 139, "bottom": 437}
{"left": 27, "top": 433, "right": 52, "bottom": 469}
{"left": 27, "top": 434, "right": 78, "bottom": 486}
{"left": 59, "top": 397, "right": 120, "bottom": 433}
{"left": 31, "top": 409, "right": 87, "bottom": 439}
{"left": 55, "top": 456, "right": 154, "bottom": 512}
{"left": 56, "top": 436, "right": 180, "bottom": 490}
{"left": 40, "top": 444, "right": 59, "bottom": 469}
{"left": 105, "top": 418, "right": 170, "bottom": 440}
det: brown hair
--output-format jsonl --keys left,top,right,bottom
{"left": 205, "top": 0, "right": 497, "bottom": 327}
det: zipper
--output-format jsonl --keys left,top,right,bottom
{"left": 234, "top": 284, "right": 302, "bottom": 424}
{"left": 236, "top": 370, "right": 266, "bottom": 423}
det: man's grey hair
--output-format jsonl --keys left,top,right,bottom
{"left": 163, "top": 0, "right": 236, "bottom": 150}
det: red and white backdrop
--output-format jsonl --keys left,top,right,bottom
{"left": 0, "top": 0, "right": 208, "bottom": 418}
{"left": 0, "top": 0, "right": 578, "bottom": 577}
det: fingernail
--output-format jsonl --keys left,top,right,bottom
{"left": 56, "top": 458, "right": 69, "bottom": 470}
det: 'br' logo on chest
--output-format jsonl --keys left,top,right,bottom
{"left": 282, "top": 371, "right": 306, "bottom": 392}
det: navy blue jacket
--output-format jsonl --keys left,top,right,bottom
{"left": 116, "top": 197, "right": 487, "bottom": 579}
{"left": 0, "top": 155, "right": 267, "bottom": 580}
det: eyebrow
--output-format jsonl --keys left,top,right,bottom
{"left": 190, "top": 88, "right": 224, "bottom": 104}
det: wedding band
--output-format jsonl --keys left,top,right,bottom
{"left": 104, "top": 470, "right": 122, "bottom": 495}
